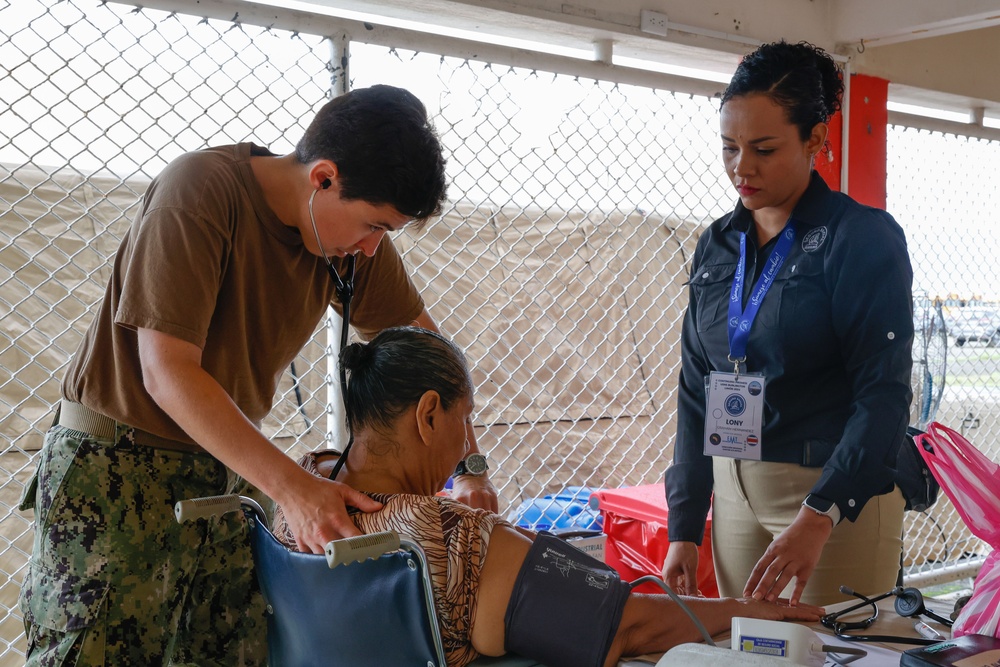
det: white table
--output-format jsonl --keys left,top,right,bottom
{"left": 620, "top": 595, "right": 954, "bottom": 667}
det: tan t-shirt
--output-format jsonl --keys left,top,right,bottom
{"left": 62, "top": 143, "right": 424, "bottom": 445}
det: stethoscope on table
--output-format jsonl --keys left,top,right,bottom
{"left": 820, "top": 585, "right": 953, "bottom": 645}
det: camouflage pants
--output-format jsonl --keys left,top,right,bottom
{"left": 19, "top": 425, "right": 266, "bottom": 666}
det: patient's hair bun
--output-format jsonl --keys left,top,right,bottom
{"left": 340, "top": 341, "right": 371, "bottom": 371}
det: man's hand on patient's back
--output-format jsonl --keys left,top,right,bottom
{"left": 451, "top": 474, "right": 499, "bottom": 512}
{"left": 279, "top": 473, "right": 383, "bottom": 554}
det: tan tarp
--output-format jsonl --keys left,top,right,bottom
{"left": 1, "top": 163, "right": 147, "bottom": 450}
{"left": 1, "top": 164, "right": 984, "bottom": 591}
{"left": 395, "top": 201, "right": 699, "bottom": 506}
{"left": 2, "top": 164, "right": 700, "bottom": 506}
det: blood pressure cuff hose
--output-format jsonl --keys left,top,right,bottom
{"left": 503, "top": 532, "right": 631, "bottom": 667}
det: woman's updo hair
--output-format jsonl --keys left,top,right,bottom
{"left": 340, "top": 326, "right": 473, "bottom": 433}
{"left": 722, "top": 40, "right": 844, "bottom": 140}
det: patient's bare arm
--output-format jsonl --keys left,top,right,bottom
{"left": 608, "top": 593, "right": 824, "bottom": 665}
{"left": 471, "top": 525, "right": 531, "bottom": 657}
{"left": 471, "top": 526, "right": 824, "bottom": 667}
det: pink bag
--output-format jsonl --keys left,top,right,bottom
{"left": 916, "top": 422, "right": 1000, "bottom": 638}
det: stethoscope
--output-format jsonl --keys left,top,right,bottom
{"left": 820, "top": 586, "right": 953, "bottom": 645}
{"left": 308, "top": 185, "right": 356, "bottom": 482}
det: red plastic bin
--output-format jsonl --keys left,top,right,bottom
{"left": 590, "top": 484, "right": 719, "bottom": 597}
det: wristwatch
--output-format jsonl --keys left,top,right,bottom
{"left": 802, "top": 494, "right": 841, "bottom": 525}
{"left": 454, "top": 453, "right": 489, "bottom": 477}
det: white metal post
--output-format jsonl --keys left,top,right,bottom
{"left": 325, "top": 33, "right": 350, "bottom": 449}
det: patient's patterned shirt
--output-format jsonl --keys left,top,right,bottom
{"left": 273, "top": 452, "right": 513, "bottom": 667}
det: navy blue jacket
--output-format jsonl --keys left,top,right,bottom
{"left": 665, "top": 172, "right": 914, "bottom": 544}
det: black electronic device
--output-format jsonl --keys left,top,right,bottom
{"left": 900, "top": 633, "right": 1000, "bottom": 667}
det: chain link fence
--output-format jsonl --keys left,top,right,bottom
{"left": 1, "top": 0, "right": 998, "bottom": 660}
{"left": 888, "top": 124, "right": 1000, "bottom": 584}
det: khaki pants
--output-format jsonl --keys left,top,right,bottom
{"left": 711, "top": 457, "right": 905, "bottom": 606}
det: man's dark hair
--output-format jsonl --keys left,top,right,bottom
{"left": 296, "top": 85, "right": 448, "bottom": 223}
{"left": 340, "top": 326, "right": 472, "bottom": 434}
{"left": 722, "top": 41, "right": 844, "bottom": 141}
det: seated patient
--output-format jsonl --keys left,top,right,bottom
{"left": 272, "top": 327, "right": 823, "bottom": 667}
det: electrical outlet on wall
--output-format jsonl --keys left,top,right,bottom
{"left": 640, "top": 9, "right": 668, "bottom": 37}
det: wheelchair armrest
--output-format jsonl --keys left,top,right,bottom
{"left": 174, "top": 494, "right": 268, "bottom": 530}
{"left": 176, "top": 495, "right": 401, "bottom": 568}
{"left": 325, "top": 531, "right": 401, "bottom": 568}
{"left": 174, "top": 494, "right": 242, "bottom": 522}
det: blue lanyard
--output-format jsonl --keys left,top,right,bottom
{"left": 727, "top": 220, "right": 797, "bottom": 372}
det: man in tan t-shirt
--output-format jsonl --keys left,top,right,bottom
{"left": 20, "top": 85, "right": 497, "bottom": 666}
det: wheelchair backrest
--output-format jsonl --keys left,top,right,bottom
{"left": 245, "top": 506, "right": 447, "bottom": 667}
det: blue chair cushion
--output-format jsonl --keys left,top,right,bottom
{"left": 247, "top": 512, "right": 444, "bottom": 667}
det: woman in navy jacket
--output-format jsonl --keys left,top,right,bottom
{"left": 662, "top": 41, "right": 913, "bottom": 606}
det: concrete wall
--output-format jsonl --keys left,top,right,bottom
{"left": 859, "top": 26, "right": 1000, "bottom": 111}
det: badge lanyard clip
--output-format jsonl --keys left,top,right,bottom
{"left": 728, "top": 354, "right": 745, "bottom": 379}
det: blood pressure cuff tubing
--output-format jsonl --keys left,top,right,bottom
{"left": 503, "top": 532, "right": 632, "bottom": 667}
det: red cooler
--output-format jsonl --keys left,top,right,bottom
{"left": 591, "top": 484, "right": 719, "bottom": 596}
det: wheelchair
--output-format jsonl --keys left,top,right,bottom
{"left": 175, "top": 495, "right": 544, "bottom": 667}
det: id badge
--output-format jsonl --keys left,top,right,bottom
{"left": 704, "top": 371, "right": 764, "bottom": 460}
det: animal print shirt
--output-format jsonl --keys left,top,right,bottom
{"left": 272, "top": 452, "right": 513, "bottom": 667}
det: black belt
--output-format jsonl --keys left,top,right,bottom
{"left": 747, "top": 438, "right": 837, "bottom": 467}
{"left": 799, "top": 439, "right": 837, "bottom": 467}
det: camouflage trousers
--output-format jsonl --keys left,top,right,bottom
{"left": 19, "top": 424, "right": 267, "bottom": 666}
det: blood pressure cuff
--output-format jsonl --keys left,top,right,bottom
{"left": 503, "top": 532, "right": 632, "bottom": 667}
